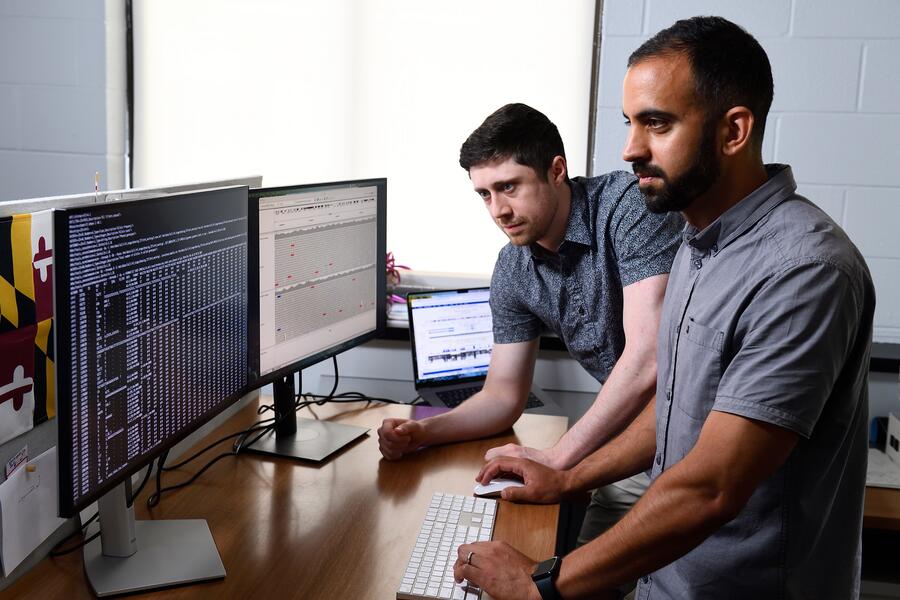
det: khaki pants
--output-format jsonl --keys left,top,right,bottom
{"left": 577, "top": 473, "right": 650, "bottom": 599}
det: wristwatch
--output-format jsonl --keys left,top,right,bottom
{"left": 532, "top": 556, "right": 563, "bottom": 600}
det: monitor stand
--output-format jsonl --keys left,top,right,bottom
{"left": 243, "top": 370, "right": 369, "bottom": 462}
{"left": 83, "top": 479, "right": 225, "bottom": 597}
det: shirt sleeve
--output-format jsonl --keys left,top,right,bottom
{"left": 489, "top": 247, "right": 541, "bottom": 344}
{"left": 609, "top": 179, "right": 683, "bottom": 287}
{"left": 713, "top": 261, "right": 866, "bottom": 438}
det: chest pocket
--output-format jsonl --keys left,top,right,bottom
{"left": 674, "top": 317, "right": 725, "bottom": 421}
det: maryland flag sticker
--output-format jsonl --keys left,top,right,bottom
{"left": 0, "top": 210, "right": 55, "bottom": 445}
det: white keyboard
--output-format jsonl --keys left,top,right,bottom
{"left": 397, "top": 492, "right": 498, "bottom": 600}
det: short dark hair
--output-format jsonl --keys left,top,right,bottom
{"left": 628, "top": 16, "right": 773, "bottom": 147}
{"left": 459, "top": 103, "right": 566, "bottom": 180}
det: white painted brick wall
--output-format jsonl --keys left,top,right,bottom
{"left": 861, "top": 41, "right": 900, "bottom": 113}
{"left": 594, "top": 0, "right": 900, "bottom": 343}
{"left": 645, "top": 0, "right": 792, "bottom": 38}
{"left": 0, "top": 0, "right": 125, "bottom": 203}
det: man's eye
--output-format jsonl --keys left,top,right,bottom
{"left": 502, "top": 183, "right": 514, "bottom": 192}
{"left": 648, "top": 119, "right": 667, "bottom": 130}
{"left": 478, "top": 191, "right": 490, "bottom": 200}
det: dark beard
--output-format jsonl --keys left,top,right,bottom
{"left": 634, "top": 120, "right": 720, "bottom": 214}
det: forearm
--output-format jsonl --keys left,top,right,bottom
{"left": 564, "top": 397, "right": 657, "bottom": 494}
{"left": 550, "top": 349, "right": 656, "bottom": 469}
{"left": 556, "top": 411, "right": 800, "bottom": 598}
{"left": 557, "top": 462, "right": 734, "bottom": 598}
{"left": 419, "top": 390, "right": 523, "bottom": 446}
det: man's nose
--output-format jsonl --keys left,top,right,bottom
{"left": 622, "top": 127, "right": 649, "bottom": 164}
{"left": 490, "top": 195, "right": 512, "bottom": 219}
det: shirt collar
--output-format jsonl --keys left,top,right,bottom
{"left": 529, "top": 178, "right": 593, "bottom": 261}
{"left": 685, "top": 164, "right": 797, "bottom": 252}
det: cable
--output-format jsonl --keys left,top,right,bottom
{"left": 145, "top": 356, "right": 418, "bottom": 507}
{"left": 146, "top": 450, "right": 169, "bottom": 508}
{"left": 295, "top": 356, "right": 414, "bottom": 406}
{"left": 80, "top": 511, "right": 99, "bottom": 532}
{"left": 49, "top": 530, "right": 100, "bottom": 557}
{"left": 300, "top": 391, "right": 408, "bottom": 405}
{"left": 321, "top": 356, "right": 340, "bottom": 402}
{"left": 128, "top": 460, "right": 155, "bottom": 502}
{"left": 50, "top": 506, "right": 103, "bottom": 557}
{"left": 148, "top": 419, "right": 277, "bottom": 508}
{"left": 162, "top": 419, "right": 274, "bottom": 471}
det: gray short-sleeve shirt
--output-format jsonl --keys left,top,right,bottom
{"left": 490, "top": 172, "right": 682, "bottom": 382}
{"left": 639, "top": 165, "right": 875, "bottom": 599}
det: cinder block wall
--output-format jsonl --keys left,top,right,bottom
{"left": 593, "top": 0, "right": 900, "bottom": 345}
{"left": 0, "top": 0, "right": 126, "bottom": 202}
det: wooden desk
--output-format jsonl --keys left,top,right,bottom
{"left": 8, "top": 398, "right": 568, "bottom": 599}
{"left": 864, "top": 486, "right": 900, "bottom": 531}
{"left": 862, "top": 487, "right": 900, "bottom": 595}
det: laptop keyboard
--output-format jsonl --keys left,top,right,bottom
{"left": 435, "top": 387, "right": 544, "bottom": 410}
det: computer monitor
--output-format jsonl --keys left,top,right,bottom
{"left": 0, "top": 175, "right": 263, "bottom": 217}
{"left": 53, "top": 186, "right": 253, "bottom": 595}
{"left": 244, "top": 178, "right": 386, "bottom": 461}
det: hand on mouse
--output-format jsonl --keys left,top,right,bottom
{"left": 377, "top": 418, "right": 427, "bottom": 460}
{"left": 475, "top": 456, "right": 568, "bottom": 504}
{"left": 484, "top": 443, "right": 560, "bottom": 469}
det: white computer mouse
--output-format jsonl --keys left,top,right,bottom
{"left": 473, "top": 477, "right": 525, "bottom": 497}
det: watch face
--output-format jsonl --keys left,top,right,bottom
{"left": 533, "top": 556, "right": 560, "bottom": 579}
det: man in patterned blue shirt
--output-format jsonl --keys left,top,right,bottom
{"left": 378, "top": 103, "right": 682, "bottom": 550}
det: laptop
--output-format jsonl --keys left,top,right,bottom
{"left": 406, "top": 287, "right": 561, "bottom": 415}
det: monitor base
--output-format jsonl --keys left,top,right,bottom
{"left": 243, "top": 417, "right": 369, "bottom": 462}
{"left": 83, "top": 519, "right": 225, "bottom": 597}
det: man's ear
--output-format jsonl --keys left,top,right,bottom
{"left": 721, "top": 106, "right": 756, "bottom": 156}
{"left": 548, "top": 155, "right": 568, "bottom": 185}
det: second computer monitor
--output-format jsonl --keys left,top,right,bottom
{"left": 251, "top": 179, "right": 386, "bottom": 383}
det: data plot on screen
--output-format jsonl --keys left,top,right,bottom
{"left": 257, "top": 184, "right": 379, "bottom": 376}
{"left": 408, "top": 289, "right": 493, "bottom": 382}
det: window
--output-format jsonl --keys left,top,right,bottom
{"left": 133, "top": 0, "right": 596, "bottom": 274}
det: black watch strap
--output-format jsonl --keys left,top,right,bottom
{"left": 532, "top": 556, "right": 563, "bottom": 600}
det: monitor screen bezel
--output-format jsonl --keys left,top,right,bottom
{"left": 54, "top": 186, "right": 254, "bottom": 517}
{"left": 249, "top": 178, "right": 387, "bottom": 389}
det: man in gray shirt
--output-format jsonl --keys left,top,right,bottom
{"left": 459, "top": 16, "right": 874, "bottom": 600}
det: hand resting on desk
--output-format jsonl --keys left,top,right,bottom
{"left": 377, "top": 418, "right": 427, "bottom": 460}
{"left": 476, "top": 456, "right": 567, "bottom": 504}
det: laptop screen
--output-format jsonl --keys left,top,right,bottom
{"left": 407, "top": 288, "right": 492, "bottom": 385}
